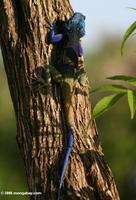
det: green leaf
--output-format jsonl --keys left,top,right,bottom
{"left": 121, "top": 21, "right": 136, "bottom": 55}
{"left": 131, "top": 32, "right": 136, "bottom": 37}
{"left": 127, "top": 7, "right": 136, "bottom": 11}
{"left": 90, "top": 84, "right": 128, "bottom": 93}
{"left": 92, "top": 93, "right": 124, "bottom": 119}
{"left": 107, "top": 75, "right": 136, "bottom": 86}
{"left": 127, "top": 90, "right": 136, "bottom": 119}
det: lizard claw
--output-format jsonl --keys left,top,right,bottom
{"left": 30, "top": 66, "right": 52, "bottom": 92}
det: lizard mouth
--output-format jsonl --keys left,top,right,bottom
{"left": 78, "top": 28, "right": 86, "bottom": 38}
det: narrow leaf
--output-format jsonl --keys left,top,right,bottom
{"left": 131, "top": 32, "right": 136, "bottom": 37}
{"left": 121, "top": 21, "right": 136, "bottom": 55}
{"left": 127, "top": 90, "right": 136, "bottom": 119}
{"left": 91, "top": 84, "right": 128, "bottom": 93}
{"left": 107, "top": 75, "right": 136, "bottom": 86}
{"left": 93, "top": 93, "right": 124, "bottom": 119}
{"left": 127, "top": 7, "right": 136, "bottom": 11}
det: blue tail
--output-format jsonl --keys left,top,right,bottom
{"left": 57, "top": 127, "right": 74, "bottom": 200}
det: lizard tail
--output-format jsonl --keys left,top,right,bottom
{"left": 57, "top": 127, "right": 74, "bottom": 200}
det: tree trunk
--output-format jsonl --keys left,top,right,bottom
{"left": 0, "top": 0, "right": 120, "bottom": 200}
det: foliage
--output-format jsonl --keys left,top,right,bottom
{"left": 86, "top": 37, "right": 136, "bottom": 200}
{"left": 92, "top": 93, "right": 124, "bottom": 118}
{"left": 121, "top": 21, "right": 136, "bottom": 55}
{"left": 91, "top": 76, "right": 136, "bottom": 119}
{"left": 91, "top": 10, "right": 136, "bottom": 120}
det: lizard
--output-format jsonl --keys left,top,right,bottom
{"left": 32, "top": 12, "right": 88, "bottom": 199}
{"left": 48, "top": 12, "right": 88, "bottom": 200}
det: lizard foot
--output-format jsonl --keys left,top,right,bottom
{"left": 31, "top": 66, "right": 52, "bottom": 92}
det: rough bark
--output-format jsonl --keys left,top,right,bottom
{"left": 0, "top": 0, "right": 120, "bottom": 200}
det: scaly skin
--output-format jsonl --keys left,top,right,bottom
{"left": 32, "top": 12, "right": 87, "bottom": 200}
{"left": 46, "top": 66, "right": 75, "bottom": 199}
{"left": 50, "top": 12, "right": 86, "bottom": 200}
{"left": 57, "top": 78, "right": 75, "bottom": 200}
{"left": 61, "top": 78, "right": 74, "bottom": 127}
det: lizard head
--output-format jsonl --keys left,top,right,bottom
{"left": 66, "top": 12, "right": 86, "bottom": 38}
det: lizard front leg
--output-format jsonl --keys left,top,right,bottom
{"left": 31, "top": 65, "right": 63, "bottom": 91}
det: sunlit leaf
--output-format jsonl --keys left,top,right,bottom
{"left": 121, "top": 21, "right": 136, "bottom": 55}
{"left": 91, "top": 84, "right": 128, "bottom": 93}
{"left": 127, "top": 90, "right": 136, "bottom": 119}
{"left": 107, "top": 75, "right": 136, "bottom": 86}
{"left": 92, "top": 93, "right": 124, "bottom": 119}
